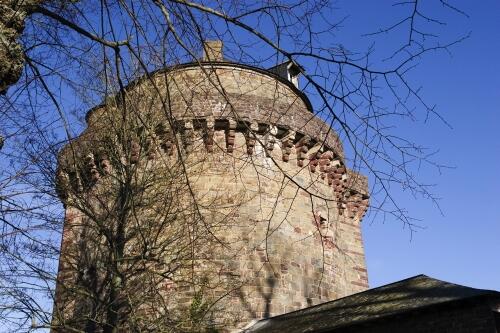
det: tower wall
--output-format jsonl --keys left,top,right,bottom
{"left": 54, "top": 63, "right": 369, "bottom": 331}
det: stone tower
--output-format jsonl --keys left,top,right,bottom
{"left": 53, "top": 42, "right": 370, "bottom": 331}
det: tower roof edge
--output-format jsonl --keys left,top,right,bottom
{"left": 85, "top": 61, "right": 314, "bottom": 124}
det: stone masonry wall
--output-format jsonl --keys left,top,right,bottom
{"left": 186, "top": 130, "right": 369, "bottom": 321}
{"left": 54, "top": 63, "right": 370, "bottom": 331}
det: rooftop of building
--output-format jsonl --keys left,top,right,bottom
{"left": 85, "top": 41, "right": 313, "bottom": 123}
{"left": 245, "top": 275, "right": 500, "bottom": 332}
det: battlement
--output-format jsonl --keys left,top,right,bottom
{"left": 57, "top": 117, "right": 368, "bottom": 220}
{"left": 58, "top": 61, "right": 368, "bottom": 218}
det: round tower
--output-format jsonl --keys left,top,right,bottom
{"left": 54, "top": 43, "right": 370, "bottom": 331}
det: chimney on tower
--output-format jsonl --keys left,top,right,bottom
{"left": 202, "top": 40, "right": 223, "bottom": 61}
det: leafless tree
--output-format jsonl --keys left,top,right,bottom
{"left": 0, "top": 0, "right": 467, "bottom": 331}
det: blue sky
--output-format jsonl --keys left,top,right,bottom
{"left": 343, "top": 1, "right": 500, "bottom": 291}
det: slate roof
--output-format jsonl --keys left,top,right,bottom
{"left": 246, "top": 275, "right": 500, "bottom": 333}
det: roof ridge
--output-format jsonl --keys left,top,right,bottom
{"left": 254, "top": 274, "right": 429, "bottom": 322}
{"left": 252, "top": 274, "right": 500, "bottom": 325}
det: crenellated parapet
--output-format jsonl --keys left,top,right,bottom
{"left": 58, "top": 62, "right": 369, "bottom": 220}
{"left": 343, "top": 170, "right": 370, "bottom": 219}
{"left": 85, "top": 63, "right": 345, "bottom": 159}
{"left": 56, "top": 115, "right": 369, "bottom": 222}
